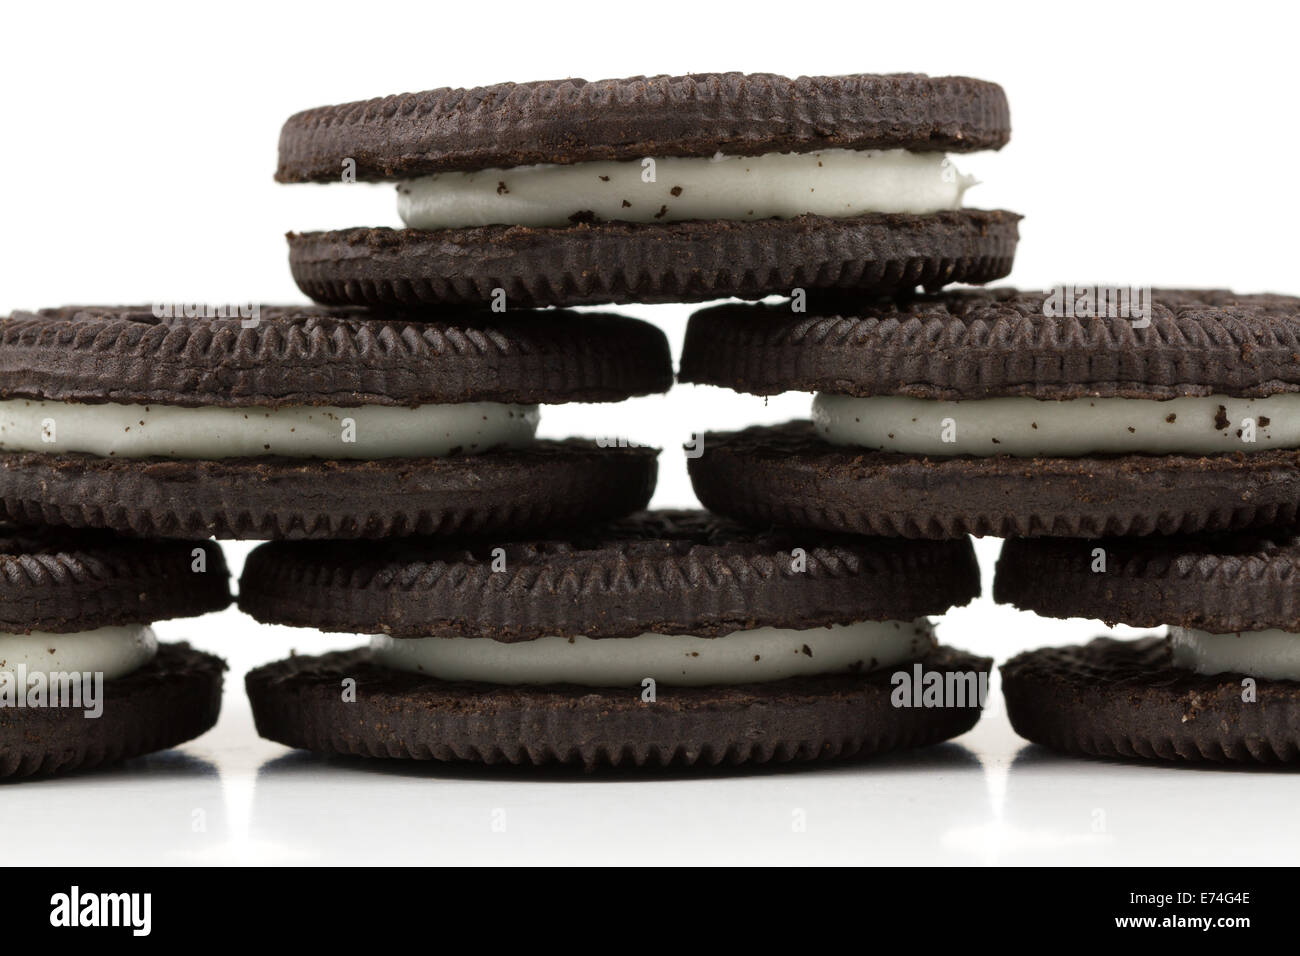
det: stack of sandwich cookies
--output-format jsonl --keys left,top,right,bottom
{"left": 277, "top": 73, "right": 1020, "bottom": 308}
{"left": 241, "top": 511, "right": 989, "bottom": 768}
{"left": 998, "top": 535, "right": 1300, "bottom": 763}
{"left": 0, "top": 529, "right": 229, "bottom": 777}
{"left": 0, "top": 306, "right": 671, "bottom": 539}
{"left": 681, "top": 288, "right": 1300, "bottom": 538}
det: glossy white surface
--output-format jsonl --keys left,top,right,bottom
{"left": 4, "top": 538, "right": 1295, "bottom": 867}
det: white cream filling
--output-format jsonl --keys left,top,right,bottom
{"left": 396, "top": 149, "right": 975, "bottom": 229}
{"left": 370, "top": 618, "right": 933, "bottom": 687}
{"left": 1170, "top": 627, "right": 1300, "bottom": 681}
{"left": 812, "top": 393, "right": 1300, "bottom": 458}
{"left": 0, "top": 625, "right": 157, "bottom": 682}
{"left": 0, "top": 399, "right": 539, "bottom": 459}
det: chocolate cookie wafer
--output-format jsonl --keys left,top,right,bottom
{"left": 0, "top": 305, "right": 671, "bottom": 539}
{"left": 0, "top": 529, "right": 229, "bottom": 778}
{"left": 997, "top": 534, "right": 1300, "bottom": 763}
{"left": 278, "top": 73, "right": 1020, "bottom": 308}
{"left": 242, "top": 510, "right": 990, "bottom": 769}
{"left": 681, "top": 288, "right": 1300, "bottom": 538}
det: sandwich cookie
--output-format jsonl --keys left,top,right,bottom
{"left": 0, "top": 528, "right": 229, "bottom": 778}
{"left": 998, "top": 534, "right": 1300, "bottom": 763}
{"left": 278, "top": 73, "right": 1020, "bottom": 308}
{"left": 681, "top": 288, "right": 1300, "bottom": 538}
{"left": 0, "top": 306, "right": 671, "bottom": 539}
{"left": 241, "top": 511, "right": 989, "bottom": 769}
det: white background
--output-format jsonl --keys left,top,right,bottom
{"left": 3, "top": 1, "right": 1299, "bottom": 865}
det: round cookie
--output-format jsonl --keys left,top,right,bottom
{"left": 997, "top": 535, "right": 1300, "bottom": 764}
{"left": 241, "top": 510, "right": 990, "bottom": 769}
{"left": 286, "top": 211, "right": 1020, "bottom": 310}
{"left": 276, "top": 73, "right": 1012, "bottom": 181}
{"left": 0, "top": 529, "right": 230, "bottom": 778}
{"left": 277, "top": 73, "right": 1020, "bottom": 308}
{"left": 246, "top": 645, "right": 990, "bottom": 769}
{"left": 0, "top": 305, "right": 672, "bottom": 407}
{"left": 680, "top": 289, "right": 1300, "bottom": 400}
{"left": 1002, "top": 638, "right": 1300, "bottom": 763}
{"left": 682, "top": 289, "right": 1300, "bottom": 538}
{"left": 995, "top": 533, "right": 1300, "bottom": 631}
{"left": 239, "top": 510, "right": 982, "bottom": 639}
{"left": 688, "top": 421, "right": 1300, "bottom": 539}
{"left": 0, "top": 306, "right": 670, "bottom": 539}
{"left": 0, "top": 528, "right": 229, "bottom": 632}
